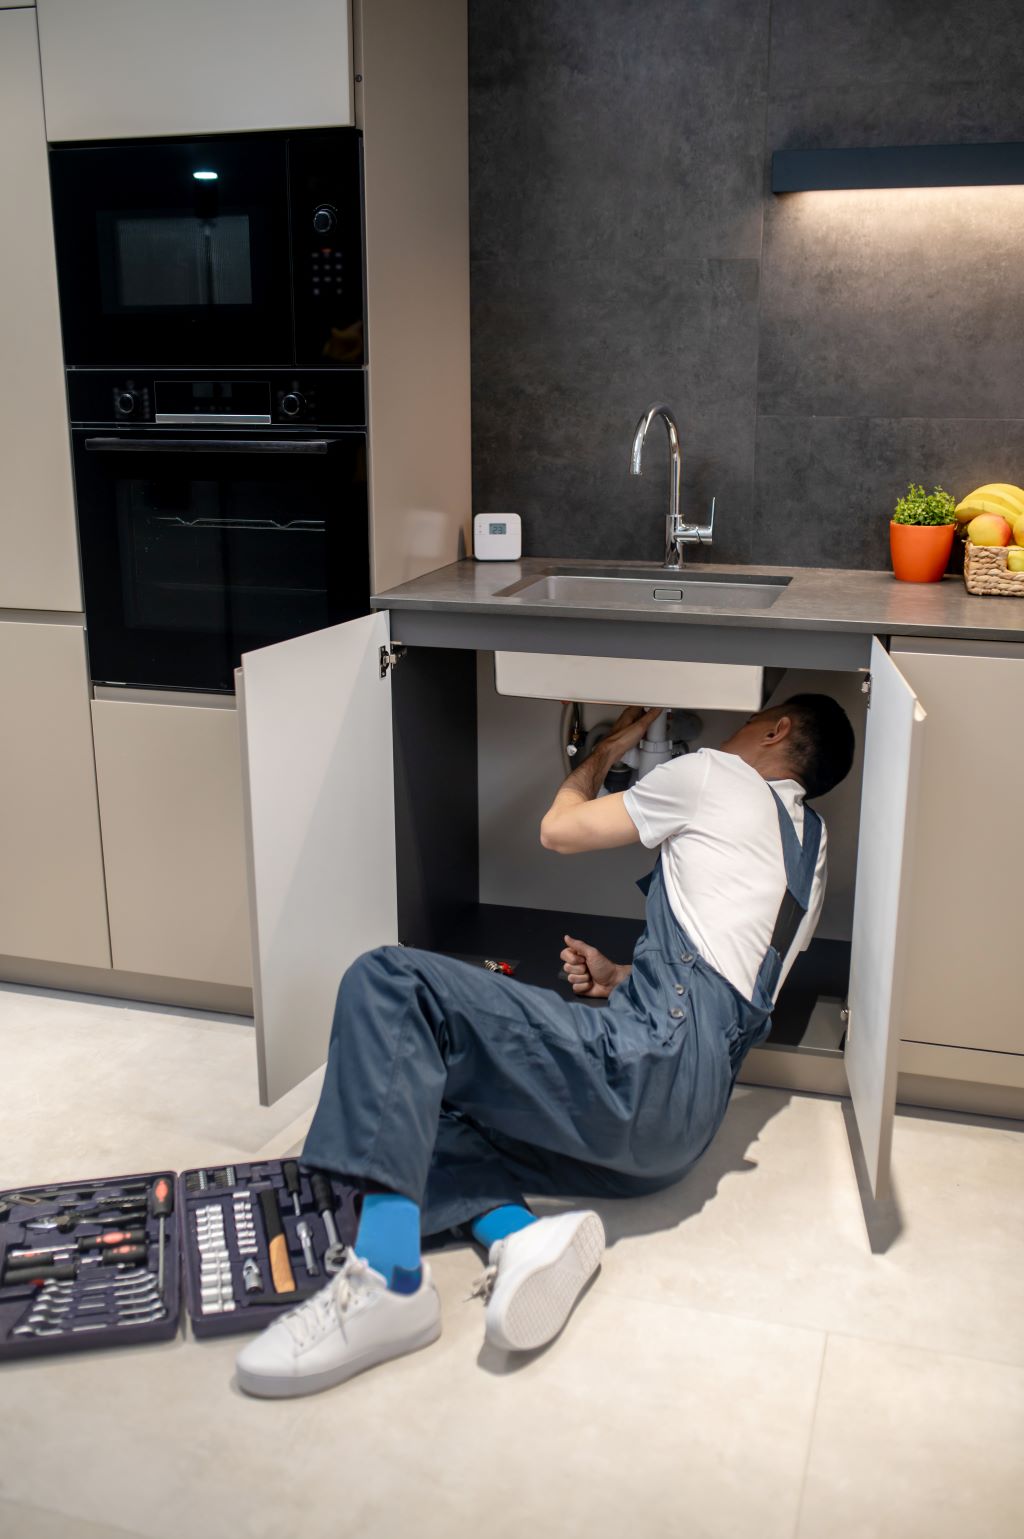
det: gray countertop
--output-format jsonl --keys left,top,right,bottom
{"left": 373, "top": 557, "right": 1024, "bottom": 643}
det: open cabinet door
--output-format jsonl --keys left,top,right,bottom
{"left": 237, "top": 613, "right": 397, "bottom": 1104}
{"left": 846, "top": 638, "right": 926, "bottom": 1199}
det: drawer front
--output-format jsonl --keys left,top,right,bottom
{"left": 494, "top": 652, "right": 765, "bottom": 711}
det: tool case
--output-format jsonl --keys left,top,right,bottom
{"left": 0, "top": 1161, "right": 358, "bottom": 1361}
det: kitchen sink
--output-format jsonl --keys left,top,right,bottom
{"left": 495, "top": 565, "right": 791, "bottom": 611}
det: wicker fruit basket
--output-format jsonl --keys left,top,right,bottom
{"left": 963, "top": 541, "right": 1024, "bottom": 597}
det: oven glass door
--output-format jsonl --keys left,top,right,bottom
{"left": 51, "top": 135, "right": 291, "bottom": 366}
{"left": 74, "top": 432, "right": 369, "bottom": 692}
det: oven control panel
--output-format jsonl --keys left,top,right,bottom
{"left": 67, "top": 371, "right": 367, "bottom": 429}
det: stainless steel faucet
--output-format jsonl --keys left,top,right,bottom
{"left": 629, "top": 402, "right": 715, "bottom": 568}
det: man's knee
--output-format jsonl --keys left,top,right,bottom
{"left": 334, "top": 945, "right": 408, "bottom": 1012}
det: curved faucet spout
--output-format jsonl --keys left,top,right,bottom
{"left": 629, "top": 402, "right": 684, "bottom": 567}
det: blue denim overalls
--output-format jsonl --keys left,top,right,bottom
{"left": 304, "top": 789, "right": 823, "bottom": 1237}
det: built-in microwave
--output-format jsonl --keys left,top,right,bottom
{"left": 49, "top": 128, "right": 364, "bottom": 369}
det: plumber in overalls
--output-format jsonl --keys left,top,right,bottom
{"left": 237, "top": 693, "right": 856, "bottom": 1398}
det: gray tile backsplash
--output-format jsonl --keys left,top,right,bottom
{"left": 469, "top": 0, "right": 1024, "bottom": 570}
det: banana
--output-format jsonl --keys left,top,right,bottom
{"left": 971, "top": 482, "right": 1024, "bottom": 504}
{"left": 955, "top": 486, "right": 1024, "bottom": 527}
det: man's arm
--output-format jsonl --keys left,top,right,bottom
{"left": 540, "top": 706, "right": 660, "bottom": 854}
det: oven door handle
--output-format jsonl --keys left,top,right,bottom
{"left": 83, "top": 437, "right": 336, "bottom": 455}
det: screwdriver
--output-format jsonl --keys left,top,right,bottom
{"left": 150, "top": 1176, "right": 173, "bottom": 1300}
{"left": 282, "top": 1161, "right": 302, "bottom": 1217}
{"left": 10, "top": 1228, "right": 148, "bottom": 1263}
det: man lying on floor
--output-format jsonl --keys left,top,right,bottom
{"left": 236, "top": 694, "right": 855, "bottom": 1398}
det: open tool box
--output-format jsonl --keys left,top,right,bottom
{"left": 0, "top": 1162, "right": 358, "bottom": 1360}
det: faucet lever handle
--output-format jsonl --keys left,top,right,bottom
{"left": 696, "top": 495, "right": 715, "bottom": 544}
{"left": 676, "top": 496, "right": 716, "bottom": 545}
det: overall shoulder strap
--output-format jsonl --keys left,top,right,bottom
{"left": 764, "top": 788, "right": 823, "bottom": 977}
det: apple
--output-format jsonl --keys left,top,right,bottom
{"left": 967, "top": 513, "right": 1012, "bottom": 546}
{"left": 1008, "top": 548, "right": 1024, "bottom": 572}
{"left": 1016, "top": 518, "right": 1024, "bottom": 548}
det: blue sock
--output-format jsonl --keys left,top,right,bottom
{"left": 355, "top": 1193, "right": 422, "bottom": 1293}
{"left": 470, "top": 1204, "right": 536, "bottom": 1251}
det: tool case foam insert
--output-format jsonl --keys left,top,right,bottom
{"left": 181, "top": 1162, "right": 358, "bottom": 1341}
{"left": 0, "top": 1171, "right": 180, "bottom": 1361}
{"left": 0, "top": 1162, "right": 358, "bottom": 1360}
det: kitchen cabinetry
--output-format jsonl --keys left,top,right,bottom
{"left": 0, "top": 7, "right": 81, "bottom": 611}
{"left": 238, "top": 611, "right": 930, "bottom": 1203}
{"left": 36, "top": 0, "right": 353, "bottom": 141}
{"left": 91, "top": 696, "right": 251, "bottom": 988}
{"left": 890, "top": 639, "right": 1024, "bottom": 1064}
{"left": 0, "top": 619, "right": 109, "bottom": 968}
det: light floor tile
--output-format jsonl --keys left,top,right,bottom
{"left": 582, "top": 1086, "right": 1024, "bottom": 1367}
{"left": 0, "top": 1274, "right": 825, "bottom": 1539}
{"left": 796, "top": 1334, "right": 1024, "bottom": 1539}
{"left": 0, "top": 983, "right": 321, "bottom": 1188}
{"left": 0, "top": 1500, "right": 143, "bottom": 1539}
{"left": 2, "top": 983, "right": 1023, "bottom": 1539}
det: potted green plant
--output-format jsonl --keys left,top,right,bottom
{"left": 890, "top": 483, "right": 957, "bottom": 583}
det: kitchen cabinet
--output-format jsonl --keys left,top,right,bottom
{"left": 0, "top": 619, "right": 109, "bottom": 968}
{"left": 36, "top": 0, "right": 353, "bottom": 141}
{"left": 238, "top": 612, "right": 928, "bottom": 1204}
{"left": 0, "top": 7, "right": 81, "bottom": 611}
{"left": 91, "top": 696, "right": 251, "bottom": 988}
{"left": 890, "top": 638, "right": 1024, "bottom": 1062}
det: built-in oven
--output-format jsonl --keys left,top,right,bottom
{"left": 69, "top": 371, "right": 368, "bottom": 693}
{"left": 49, "top": 128, "right": 363, "bottom": 368}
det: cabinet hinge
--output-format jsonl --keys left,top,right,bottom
{"left": 379, "top": 643, "right": 407, "bottom": 679}
{"left": 860, "top": 672, "right": 872, "bottom": 708}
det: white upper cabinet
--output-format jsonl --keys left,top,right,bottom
{"left": 0, "top": 8, "right": 81, "bottom": 611}
{"left": 36, "top": 0, "right": 353, "bottom": 141}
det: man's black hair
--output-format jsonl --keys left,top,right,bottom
{"left": 777, "top": 694, "right": 855, "bottom": 799}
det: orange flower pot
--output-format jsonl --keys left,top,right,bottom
{"left": 890, "top": 521, "right": 956, "bottom": 583}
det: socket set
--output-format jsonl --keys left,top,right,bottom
{"left": 180, "top": 1161, "right": 358, "bottom": 1340}
{"left": 0, "top": 1162, "right": 358, "bottom": 1360}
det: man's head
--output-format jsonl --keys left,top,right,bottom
{"left": 720, "top": 694, "right": 855, "bottom": 799}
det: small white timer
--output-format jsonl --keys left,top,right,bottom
{"left": 473, "top": 512, "right": 522, "bottom": 560}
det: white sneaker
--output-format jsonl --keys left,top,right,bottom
{"left": 471, "top": 1210, "right": 605, "bottom": 1352}
{"left": 235, "top": 1253, "right": 441, "bottom": 1399}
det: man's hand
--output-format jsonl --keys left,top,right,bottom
{"left": 539, "top": 704, "right": 661, "bottom": 856}
{"left": 560, "top": 935, "right": 630, "bottom": 998}
{"left": 597, "top": 706, "right": 662, "bottom": 765}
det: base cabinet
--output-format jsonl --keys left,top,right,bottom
{"left": 0, "top": 620, "right": 109, "bottom": 967}
{"left": 239, "top": 618, "right": 930, "bottom": 1204}
{"left": 91, "top": 698, "right": 251, "bottom": 988}
{"left": 891, "top": 640, "right": 1024, "bottom": 1059}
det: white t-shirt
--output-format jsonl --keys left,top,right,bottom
{"left": 622, "top": 748, "right": 827, "bottom": 1002}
